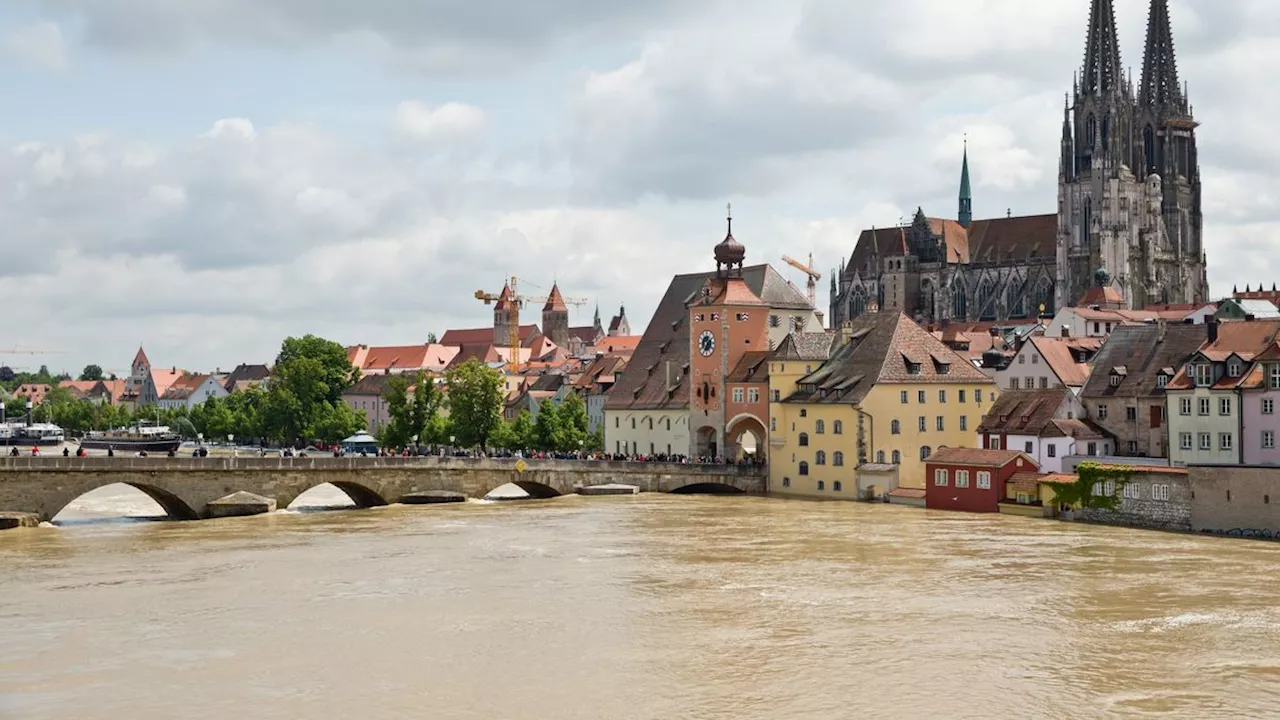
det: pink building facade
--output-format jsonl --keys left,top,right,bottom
{"left": 1242, "top": 344, "right": 1280, "bottom": 466}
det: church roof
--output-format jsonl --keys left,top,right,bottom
{"left": 440, "top": 324, "right": 539, "bottom": 346}
{"left": 543, "top": 283, "right": 568, "bottom": 312}
{"left": 843, "top": 213, "right": 1056, "bottom": 279}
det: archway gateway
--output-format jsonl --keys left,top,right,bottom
{"left": 726, "top": 414, "right": 767, "bottom": 463}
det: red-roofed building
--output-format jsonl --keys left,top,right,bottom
{"left": 925, "top": 447, "right": 1038, "bottom": 513}
{"left": 347, "top": 344, "right": 459, "bottom": 375}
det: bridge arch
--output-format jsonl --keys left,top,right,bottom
{"left": 284, "top": 479, "right": 389, "bottom": 510}
{"left": 50, "top": 482, "right": 200, "bottom": 523}
{"left": 669, "top": 482, "right": 747, "bottom": 495}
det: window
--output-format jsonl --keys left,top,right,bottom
{"left": 1152, "top": 484, "right": 1170, "bottom": 501}
{"left": 936, "top": 416, "right": 945, "bottom": 431}
{"left": 1018, "top": 355, "right": 1026, "bottom": 365}
{"left": 939, "top": 390, "right": 947, "bottom": 403}
{"left": 1198, "top": 398, "right": 1210, "bottom": 416}
{"left": 1271, "top": 365, "right": 1280, "bottom": 389}
{"left": 1264, "top": 399, "right": 1275, "bottom": 415}
{"left": 631, "top": 418, "right": 636, "bottom": 429}
{"left": 918, "top": 417, "right": 927, "bottom": 432}
{"left": 772, "top": 390, "right": 781, "bottom": 402}
{"left": 1011, "top": 378, "right": 1020, "bottom": 390}
{"left": 959, "top": 390, "right": 967, "bottom": 403}
{"left": 900, "top": 390, "right": 909, "bottom": 404}
{"left": 834, "top": 451, "right": 845, "bottom": 466}
{"left": 976, "top": 390, "right": 983, "bottom": 403}
{"left": 1180, "top": 433, "right": 1192, "bottom": 450}
{"left": 1194, "top": 364, "right": 1211, "bottom": 387}
{"left": 1219, "top": 397, "right": 1232, "bottom": 416}
{"left": 815, "top": 420, "right": 825, "bottom": 434}
{"left": 1156, "top": 374, "right": 1168, "bottom": 388}
{"left": 1097, "top": 404, "right": 1108, "bottom": 420}
{"left": 1229, "top": 361, "right": 1242, "bottom": 377}
{"left": 990, "top": 436, "right": 1002, "bottom": 450}
{"left": 907, "top": 362, "right": 922, "bottom": 375}
{"left": 1123, "top": 484, "right": 1141, "bottom": 500}
{"left": 920, "top": 446, "right": 932, "bottom": 460}
{"left": 782, "top": 477, "right": 791, "bottom": 488}
{"left": 1110, "top": 374, "right": 1121, "bottom": 387}
{"left": 799, "top": 433, "right": 809, "bottom": 447}
{"left": 732, "top": 388, "right": 744, "bottom": 403}
{"left": 1199, "top": 433, "right": 1211, "bottom": 450}
{"left": 817, "top": 480, "right": 825, "bottom": 490}
{"left": 955, "top": 470, "right": 970, "bottom": 488}
{"left": 934, "top": 469, "right": 949, "bottom": 486}
{"left": 799, "top": 462, "right": 809, "bottom": 476}
{"left": 833, "top": 421, "right": 843, "bottom": 435}
{"left": 1025, "top": 441, "right": 1034, "bottom": 453}
{"left": 1047, "top": 444, "right": 1057, "bottom": 458}
{"left": 1220, "top": 433, "right": 1233, "bottom": 451}
{"left": 1180, "top": 398, "right": 1192, "bottom": 416}
{"left": 815, "top": 451, "right": 827, "bottom": 465}
{"left": 959, "top": 416, "right": 967, "bottom": 432}
{"left": 1087, "top": 442, "right": 1097, "bottom": 456}
{"left": 833, "top": 481, "right": 843, "bottom": 492}
{"left": 1126, "top": 406, "right": 1137, "bottom": 421}
{"left": 891, "top": 420, "right": 901, "bottom": 435}
{"left": 771, "top": 417, "right": 778, "bottom": 432}
{"left": 918, "top": 390, "right": 926, "bottom": 404}
{"left": 1263, "top": 430, "right": 1275, "bottom": 450}
{"left": 1127, "top": 441, "right": 1138, "bottom": 453}
{"left": 976, "top": 471, "right": 991, "bottom": 490}
{"left": 747, "top": 388, "right": 760, "bottom": 403}
{"left": 800, "top": 409, "right": 807, "bottom": 417}
{"left": 647, "top": 417, "right": 654, "bottom": 430}
{"left": 1039, "top": 377, "right": 1049, "bottom": 389}
{"left": 892, "top": 450, "right": 901, "bottom": 464}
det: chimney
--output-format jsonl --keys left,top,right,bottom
{"left": 1207, "top": 317, "right": 1219, "bottom": 344}
{"left": 665, "top": 360, "right": 673, "bottom": 391}
{"left": 1156, "top": 318, "right": 1167, "bottom": 343}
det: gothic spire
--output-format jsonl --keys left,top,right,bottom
{"left": 958, "top": 136, "right": 972, "bottom": 229}
{"left": 1081, "top": 0, "right": 1123, "bottom": 97}
{"left": 1139, "top": 0, "right": 1185, "bottom": 113}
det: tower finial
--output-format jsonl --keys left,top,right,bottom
{"left": 1081, "top": 0, "right": 1123, "bottom": 97}
{"left": 958, "top": 136, "right": 973, "bottom": 229}
{"left": 1140, "top": 0, "right": 1185, "bottom": 113}
{"left": 726, "top": 202, "right": 732, "bottom": 235}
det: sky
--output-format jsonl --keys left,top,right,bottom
{"left": 1, "top": 0, "right": 1277, "bottom": 376}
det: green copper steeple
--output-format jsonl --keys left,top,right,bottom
{"left": 958, "top": 136, "right": 972, "bottom": 229}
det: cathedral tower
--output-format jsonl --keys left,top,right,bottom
{"left": 958, "top": 138, "right": 973, "bottom": 229}
{"left": 542, "top": 283, "right": 571, "bottom": 348}
{"left": 1057, "top": 0, "right": 1206, "bottom": 309}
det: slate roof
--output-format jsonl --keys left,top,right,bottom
{"left": 605, "top": 264, "right": 811, "bottom": 411}
{"left": 784, "top": 313, "right": 990, "bottom": 405}
{"left": 224, "top": 363, "right": 270, "bottom": 386}
{"left": 844, "top": 214, "right": 1056, "bottom": 278}
{"left": 1080, "top": 324, "right": 1206, "bottom": 399}
{"left": 926, "top": 447, "right": 1033, "bottom": 468}
{"left": 574, "top": 354, "right": 627, "bottom": 389}
{"left": 343, "top": 374, "right": 398, "bottom": 397}
{"left": 727, "top": 351, "right": 772, "bottom": 384}
{"left": 977, "top": 388, "right": 1071, "bottom": 435}
{"left": 774, "top": 332, "right": 836, "bottom": 361}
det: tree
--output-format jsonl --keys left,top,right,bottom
{"left": 380, "top": 371, "right": 441, "bottom": 450}
{"left": 444, "top": 358, "right": 504, "bottom": 448}
{"left": 426, "top": 332, "right": 438, "bottom": 344}
{"left": 509, "top": 411, "right": 535, "bottom": 450}
{"left": 1044, "top": 462, "right": 1135, "bottom": 514}
{"left": 275, "top": 335, "right": 360, "bottom": 404}
{"left": 0, "top": 366, "right": 14, "bottom": 383}
{"left": 533, "top": 398, "right": 564, "bottom": 451}
{"left": 557, "top": 393, "right": 589, "bottom": 452}
{"left": 260, "top": 336, "right": 363, "bottom": 446}
{"left": 79, "top": 365, "right": 105, "bottom": 381}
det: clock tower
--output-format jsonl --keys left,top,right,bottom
{"left": 688, "top": 205, "right": 770, "bottom": 459}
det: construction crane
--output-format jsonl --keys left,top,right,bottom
{"left": 0, "top": 349, "right": 65, "bottom": 355}
{"left": 474, "top": 277, "right": 587, "bottom": 372}
{"left": 782, "top": 254, "right": 823, "bottom": 308}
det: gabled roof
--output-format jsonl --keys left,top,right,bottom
{"left": 440, "top": 324, "right": 539, "bottom": 346}
{"left": 150, "top": 369, "right": 185, "bottom": 398}
{"left": 347, "top": 344, "right": 459, "bottom": 374}
{"left": 160, "top": 374, "right": 210, "bottom": 401}
{"left": 225, "top": 363, "right": 271, "bottom": 385}
{"left": 1029, "top": 335, "right": 1100, "bottom": 387}
{"left": 785, "top": 313, "right": 990, "bottom": 405}
{"left": 543, "top": 283, "right": 568, "bottom": 312}
{"left": 574, "top": 354, "right": 627, "bottom": 389}
{"left": 926, "top": 447, "right": 1036, "bottom": 469}
{"left": 343, "top": 373, "right": 399, "bottom": 397}
{"left": 1166, "top": 319, "right": 1280, "bottom": 390}
{"left": 977, "top": 388, "right": 1072, "bottom": 435}
{"left": 1080, "top": 324, "right": 1205, "bottom": 398}
{"left": 774, "top": 332, "right": 836, "bottom": 362}
{"left": 964, "top": 214, "right": 1058, "bottom": 264}
{"left": 596, "top": 336, "right": 641, "bottom": 355}
{"left": 727, "top": 351, "right": 772, "bottom": 384}
{"left": 132, "top": 346, "right": 150, "bottom": 369}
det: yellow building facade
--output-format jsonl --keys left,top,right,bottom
{"left": 768, "top": 314, "right": 998, "bottom": 498}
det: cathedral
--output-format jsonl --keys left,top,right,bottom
{"left": 830, "top": 0, "right": 1208, "bottom": 327}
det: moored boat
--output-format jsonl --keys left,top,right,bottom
{"left": 1, "top": 422, "right": 66, "bottom": 447}
{"left": 80, "top": 424, "right": 183, "bottom": 453}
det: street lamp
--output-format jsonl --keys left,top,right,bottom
{"left": 411, "top": 434, "right": 419, "bottom": 456}
{"left": 25, "top": 400, "right": 33, "bottom": 427}
{"left": 228, "top": 434, "right": 235, "bottom": 458}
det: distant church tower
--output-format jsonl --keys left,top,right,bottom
{"left": 958, "top": 138, "right": 972, "bottom": 229}
{"left": 1057, "top": 0, "right": 1206, "bottom": 309}
{"left": 542, "top": 283, "right": 571, "bottom": 348}
{"left": 493, "top": 282, "right": 515, "bottom": 347}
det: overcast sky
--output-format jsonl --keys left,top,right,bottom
{"left": 1, "top": 0, "right": 1275, "bottom": 375}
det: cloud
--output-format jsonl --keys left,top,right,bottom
{"left": 391, "top": 101, "right": 488, "bottom": 144}
{"left": 2, "top": 21, "right": 70, "bottom": 70}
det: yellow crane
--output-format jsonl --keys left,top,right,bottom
{"left": 782, "top": 254, "right": 823, "bottom": 308}
{"left": 474, "top": 277, "right": 587, "bottom": 372}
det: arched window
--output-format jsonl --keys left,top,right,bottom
{"left": 892, "top": 450, "right": 901, "bottom": 464}
{"left": 1101, "top": 113, "right": 1110, "bottom": 152}
{"left": 833, "top": 420, "right": 843, "bottom": 435}
{"left": 978, "top": 279, "right": 996, "bottom": 321}
{"left": 1143, "top": 125, "right": 1156, "bottom": 174}
{"left": 1035, "top": 277, "right": 1056, "bottom": 316}
{"left": 876, "top": 450, "right": 885, "bottom": 463}
{"left": 1080, "top": 197, "right": 1092, "bottom": 249}
{"left": 799, "top": 462, "right": 809, "bottom": 476}
{"left": 815, "top": 420, "right": 825, "bottom": 434}
{"left": 891, "top": 420, "right": 901, "bottom": 435}
{"left": 1085, "top": 114, "right": 1096, "bottom": 149}
{"left": 850, "top": 287, "right": 867, "bottom": 319}
{"left": 920, "top": 446, "right": 932, "bottom": 460}
{"left": 833, "top": 451, "right": 844, "bottom": 467}
{"left": 815, "top": 451, "right": 827, "bottom": 466}
{"left": 1006, "top": 279, "right": 1026, "bottom": 318}
{"left": 798, "top": 433, "right": 809, "bottom": 447}
{"left": 951, "top": 280, "right": 968, "bottom": 320}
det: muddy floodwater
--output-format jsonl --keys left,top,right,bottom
{"left": 2, "top": 485, "right": 1279, "bottom": 719}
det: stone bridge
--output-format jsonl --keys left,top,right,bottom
{"left": 0, "top": 456, "right": 767, "bottom": 522}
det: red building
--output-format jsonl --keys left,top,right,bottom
{"left": 925, "top": 447, "right": 1038, "bottom": 513}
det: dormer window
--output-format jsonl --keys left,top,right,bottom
{"left": 1156, "top": 374, "right": 1168, "bottom": 389}
{"left": 1228, "top": 361, "right": 1242, "bottom": 378}
{"left": 907, "top": 362, "right": 922, "bottom": 375}
{"left": 1194, "top": 363, "right": 1212, "bottom": 388}
{"left": 1110, "top": 374, "right": 1121, "bottom": 387}
{"left": 1271, "top": 364, "right": 1280, "bottom": 390}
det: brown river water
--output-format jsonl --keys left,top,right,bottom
{"left": 3, "top": 484, "right": 1280, "bottom": 719}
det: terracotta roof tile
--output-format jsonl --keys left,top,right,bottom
{"left": 727, "top": 351, "right": 772, "bottom": 383}
{"left": 1030, "top": 335, "right": 1099, "bottom": 387}
{"left": 977, "top": 388, "right": 1071, "bottom": 435}
{"left": 440, "top": 324, "right": 538, "bottom": 347}
{"left": 927, "top": 447, "right": 1033, "bottom": 468}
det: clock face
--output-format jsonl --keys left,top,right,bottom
{"left": 698, "top": 330, "right": 715, "bottom": 357}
